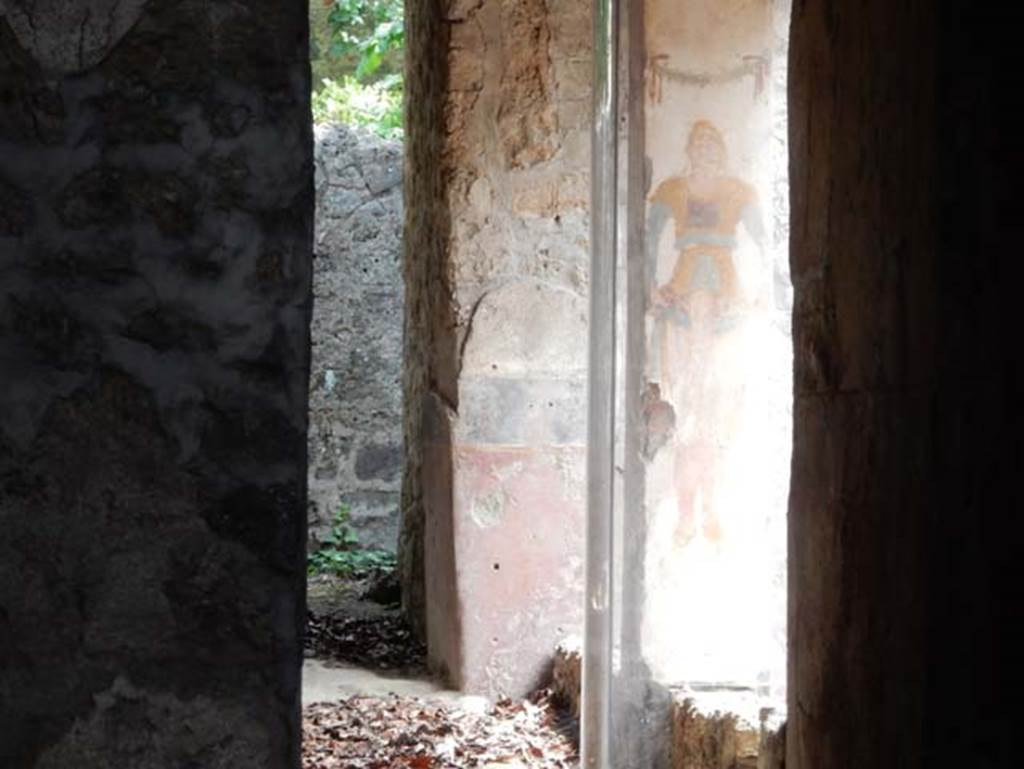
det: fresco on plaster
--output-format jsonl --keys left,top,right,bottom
{"left": 637, "top": 0, "right": 788, "bottom": 696}
{"left": 646, "top": 119, "right": 769, "bottom": 549}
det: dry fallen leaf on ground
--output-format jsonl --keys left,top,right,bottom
{"left": 303, "top": 690, "right": 578, "bottom": 769}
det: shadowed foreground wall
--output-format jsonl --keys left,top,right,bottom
{"left": 788, "top": 2, "right": 1015, "bottom": 767}
{"left": 0, "top": 2, "right": 312, "bottom": 766}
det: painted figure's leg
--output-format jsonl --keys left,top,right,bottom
{"left": 666, "top": 250, "right": 697, "bottom": 306}
{"left": 673, "top": 443, "right": 716, "bottom": 548}
{"left": 701, "top": 446, "right": 725, "bottom": 543}
{"left": 713, "top": 250, "right": 740, "bottom": 314}
{"left": 688, "top": 290, "right": 715, "bottom": 337}
{"left": 672, "top": 443, "right": 699, "bottom": 548}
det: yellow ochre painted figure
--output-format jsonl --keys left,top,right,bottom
{"left": 646, "top": 119, "right": 771, "bottom": 549}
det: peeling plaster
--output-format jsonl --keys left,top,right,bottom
{"left": 469, "top": 488, "right": 507, "bottom": 528}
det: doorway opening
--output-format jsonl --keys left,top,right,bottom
{"left": 302, "top": 3, "right": 580, "bottom": 765}
{"left": 304, "top": 0, "right": 429, "bottom": 726}
{"left": 300, "top": 0, "right": 793, "bottom": 767}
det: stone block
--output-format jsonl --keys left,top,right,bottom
{"left": 354, "top": 442, "right": 403, "bottom": 482}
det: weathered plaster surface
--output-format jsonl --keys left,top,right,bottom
{"left": 310, "top": 124, "right": 403, "bottom": 551}
{"left": 638, "top": 0, "right": 790, "bottom": 702}
{"left": 0, "top": 2, "right": 312, "bottom": 765}
{"left": 402, "top": 0, "right": 591, "bottom": 697}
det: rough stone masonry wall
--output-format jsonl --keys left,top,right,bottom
{"left": 310, "top": 124, "right": 403, "bottom": 551}
{"left": 788, "top": 2, "right": 1015, "bottom": 768}
{"left": 403, "top": 0, "right": 592, "bottom": 696}
{"left": 0, "top": 3, "right": 311, "bottom": 767}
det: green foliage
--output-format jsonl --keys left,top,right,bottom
{"left": 311, "top": 76, "right": 403, "bottom": 138}
{"left": 325, "top": 0, "right": 404, "bottom": 81}
{"left": 310, "top": 0, "right": 404, "bottom": 134}
{"left": 308, "top": 505, "right": 397, "bottom": 577}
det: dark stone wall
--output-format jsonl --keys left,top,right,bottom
{"left": 789, "top": 2, "right": 1016, "bottom": 767}
{"left": 0, "top": 2, "right": 312, "bottom": 766}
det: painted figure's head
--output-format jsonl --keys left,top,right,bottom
{"left": 686, "top": 120, "right": 727, "bottom": 174}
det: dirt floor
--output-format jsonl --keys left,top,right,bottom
{"left": 303, "top": 691, "right": 578, "bottom": 768}
{"left": 306, "top": 570, "right": 426, "bottom": 674}
{"left": 302, "top": 572, "right": 579, "bottom": 768}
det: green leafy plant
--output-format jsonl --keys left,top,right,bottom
{"left": 310, "top": 0, "right": 404, "bottom": 134}
{"left": 311, "top": 76, "right": 403, "bottom": 138}
{"left": 324, "top": 0, "right": 404, "bottom": 81}
{"left": 308, "top": 505, "right": 397, "bottom": 577}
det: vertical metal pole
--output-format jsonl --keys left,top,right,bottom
{"left": 582, "top": 0, "right": 618, "bottom": 764}
{"left": 619, "top": 0, "right": 646, "bottom": 673}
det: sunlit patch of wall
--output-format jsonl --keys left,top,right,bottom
{"left": 637, "top": 0, "right": 792, "bottom": 704}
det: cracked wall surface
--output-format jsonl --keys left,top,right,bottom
{"left": 402, "top": 0, "right": 591, "bottom": 697}
{"left": 310, "top": 124, "right": 403, "bottom": 551}
{"left": 0, "top": 2, "right": 312, "bottom": 765}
